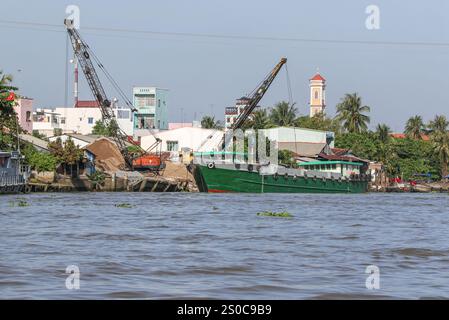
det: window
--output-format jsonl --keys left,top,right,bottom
{"left": 26, "top": 111, "right": 31, "bottom": 122}
{"left": 135, "top": 94, "right": 156, "bottom": 107}
{"left": 60, "top": 117, "right": 66, "bottom": 124}
{"left": 158, "top": 99, "right": 161, "bottom": 108}
{"left": 167, "top": 141, "right": 179, "bottom": 152}
{"left": 88, "top": 117, "right": 94, "bottom": 124}
{"left": 315, "top": 91, "right": 319, "bottom": 100}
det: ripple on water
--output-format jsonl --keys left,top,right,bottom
{"left": 2, "top": 192, "right": 449, "bottom": 299}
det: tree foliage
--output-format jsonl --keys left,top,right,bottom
{"left": 92, "top": 119, "right": 119, "bottom": 137}
{"left": 201, "top": 116, "right": 222, "bottom": 129}
{"left": 336, "top": 93, "right": 370, "bottom": 133}
{"left": 22, "top": 145, "right": 59, "bottom": 173}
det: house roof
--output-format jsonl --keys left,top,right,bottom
{"left": 311, "top": 73, "right": 325, "bottom": 81}
{"left": 391, "top": 133, "right": 430, "bottom": 141}
{"left": 331, "top": 148, "right": 351, "bottom": 156}
{"left": 318, "top": 152, "right": 368, "bottom": 164}
{"left": 75, "top": 100, "right": 100, "bottom": 108}
{"left": 19, "top": 134, "right": 49, "bottom": 151}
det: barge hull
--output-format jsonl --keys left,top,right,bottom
{"left": 194, "top": 164, "right": 368, "bottom": 194}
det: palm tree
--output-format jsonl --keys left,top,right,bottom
{"left": 428, "top": 115, "right": 449, "bottom": 179}
{"left": 335, "top": 93, "right": 370, "bottom": 133}
{"left": 431, "top": 131, "right": 449, "bottom": 179}
{"left": 269, "top": 101, "right": 297, "bottom": 127}
{"left": 247, "top": 109, "right": 272, "bottom": 129}
{"left": 404, "top": 115, "right": 425, "bottom": 140}
{"left": 201, "top": 116, "right": 222, "bottom": 129}
{"left": 0, "top": 70, "right": 13, "bottom": 87}
{"left": 376, "top": 123, "right": 391, "bottom": 144}
{"left": 428, "top": 115, "right": 449, "bottom": 134}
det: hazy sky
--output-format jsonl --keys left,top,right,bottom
{"left": 1, "top": 0, "right": 448, "bottom": 131}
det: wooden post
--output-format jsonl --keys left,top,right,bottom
{"left": 151, "top": 180, "right": 160, "bottom": 192}
{"left": 124, "top": 174, "right": 129, "bottom": 192}
{"left": 139, "top": 178, "right": 148, "bottom": 192}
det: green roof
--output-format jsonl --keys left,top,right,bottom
{"left": 298, "top": 161, "right": 363, "bottom": 167}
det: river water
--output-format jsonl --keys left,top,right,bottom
{"left": 1, "top": 192, "right": 449, "bottom": 299}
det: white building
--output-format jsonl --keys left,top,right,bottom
{"left": 261, "top": 127, "right": 335, "bottom": 158}
{"left": 56, "top": 103, "right": 102, "bottom": 135}
{"left": 33, "top": 101, "right": 135, "bottom": 137}
{"left": 32, "top": 109, "right": 63, "bottom": 137}
{"left": 225, "top": 97, "right": 254, "bottom": 130}
{"left": 140, "top": 127, "right": 224, "bottom": 157}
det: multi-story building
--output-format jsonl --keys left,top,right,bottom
{"left": 132, "top": 87, "right": 168, "bottom": 135}
{"left": 32, "top": 100, "right": 136, "bottom": 137}
{"left": 225, "top": 97, "right": 253, "bottom": 130}
{"left": 13, "top": 97, "right": 33, "bottom": 133}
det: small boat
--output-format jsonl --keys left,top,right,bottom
{"left": 191, "top": 153, "right": 370, "bottom": 194}
{"left": 0, "top": 151, "right": 29, "bottom": 194}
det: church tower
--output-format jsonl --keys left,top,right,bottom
{"left": 309, "top": 72, "right": 326, "bottom": 117}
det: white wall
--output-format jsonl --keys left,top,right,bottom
{"left": 261, "top": 127, "right": 335, "bottom": 148}
{"left": 140, "top": 127, "right": 224, "bottom": 153}
{"left": 55, "top": 107, "right": 102, "bottom": 135}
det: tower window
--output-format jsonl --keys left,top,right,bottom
{"left": 315, "top": 91, "right": 319, "bottom": 100}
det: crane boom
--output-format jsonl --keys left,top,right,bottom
{"left": 231, "top": 58, "right": 287, "bottom": 130}
{"left": 64, "top": 19, "right": 135, "bottom": 169}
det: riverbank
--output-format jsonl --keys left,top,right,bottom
{"left": 26, "top": 161, "right": 198, "bottom": 193}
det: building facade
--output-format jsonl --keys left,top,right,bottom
{"left": 309, "top": 73, "right": 326, "bottom": 117}
{"left": 33, "top": 102, "right": 135, "bottom": 137}
{"left": 225, "top": 97, "right": 253, "bottom": 130}
{"left": 13, "top": 98, "right": 33, "bottom": 133}
{"left": 133, "top": 87, "right": 168, "bottom": 133}
{"left": 140, "top": 127, "right": 224, "bottom": 161}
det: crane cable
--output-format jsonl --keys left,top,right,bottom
{"left": 285, "top": 63, "right": 298, "bottom": 157}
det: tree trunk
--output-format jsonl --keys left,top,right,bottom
{"left": 442, "top": 158, "right": 448, "bottom": 181}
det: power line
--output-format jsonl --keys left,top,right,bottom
{"left": 1, "top": 19, "right": 449, "bottom": 48}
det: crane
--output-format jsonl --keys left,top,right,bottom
{"left": 231, "top": 58, "right": 287, "bottom": 131}
{"left": 218, "top": 58, "right": 287, "bottom": 150}
{"left": 64, "top": 19, "right": 163, "bottom": 172}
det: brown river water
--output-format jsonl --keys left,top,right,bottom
{"left": 1, "top": 192, "right": 448, "bottom": 299}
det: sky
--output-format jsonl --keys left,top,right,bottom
{"left": 1, "top": 0, "right": 449, "bottom": 132}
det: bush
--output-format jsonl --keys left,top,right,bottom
{"left": 23, "top": 145, "right": 59, "bottom": 173}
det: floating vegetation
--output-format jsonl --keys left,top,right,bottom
{"left": 115, "top": 203, "right": 135, "bottom": 209}
{"left": 257, "top": 211, "right": 293, "bottom": 218}
{"left": 9, "top": 199, "right": 30, "bottom": 207}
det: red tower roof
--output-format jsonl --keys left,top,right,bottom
{"left": 311, "top": 73, "right": 325, "bottom": 81}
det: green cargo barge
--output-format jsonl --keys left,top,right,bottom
{"left": 192, "top": 160, "right": 369, "bottom": 194}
